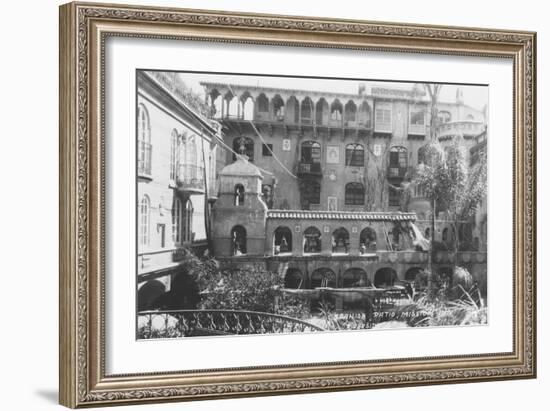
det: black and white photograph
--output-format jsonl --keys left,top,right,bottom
{"left": 136, "top": 70, "right": 488, "bottom": 339}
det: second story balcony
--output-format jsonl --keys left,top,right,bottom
{"left": 297, "top": 162, "right": 322, "bottom": 177}
{"left": 437, "top": 120, "right": 485, "bottom": 140}
{"left": 387, "top": 165, "right": 408, "bottom": 180}
{"left": 408, "top": 123, "right": 426, "bottom": 137}
{"left": 176, "top": 164, "right": 205, "bottom": 194}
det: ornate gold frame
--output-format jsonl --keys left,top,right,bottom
{"left": 59, "top": 2, "right": 537, "bottom": 408}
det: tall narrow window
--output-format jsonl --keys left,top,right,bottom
{"left": 257, "top": 93, "right": 269, "bottom": 113}
{"left": 388, "top": 146, "right": 408, "bottom": 179}
{"left": 182, "top": 199, "right": 193, "bottom": 243}
{"left": 409, "top": 106, "right": 426, "bottom": 135}
{"left": 231, "top": 225, "right": 247, "bottom": 255}
{"left": 187, "top": 136, "right": 198, "bottom": 180}
{"left": 272, "top": 95, "right": 285, "bottom": 121}
{"left": 137, "top": 104, "right": 152, "bottom": 175}
{"left": 234, "top": 184, "right": 245, "bottom": 206}
{"left": 345, "top": 143, "right": 364, "bottom": 167}
{"left": 330, "top": 99, "right": 343, "bottom": 124}
{"left": 345, "top": 182, "right": 365, "bottom": 205}
{"left": 170, "top": 129, "right": 178, "bottom": 180}
{"left": 374, "top": 102, "right": 392, "bottom": 133}
{"left": 344, "top": 100, "right": 357, "bottom": 125}
{"left": 301, "top": 97, "right": 313, "bottom": 124}
{"left": 172, "top": 197, "right": 182, "bottom": 243}
{"left": 138, "top": 195, "right": 150, "bottom": 246}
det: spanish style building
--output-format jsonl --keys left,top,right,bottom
{"left": 136, "top": 71, "right": 222, "bottom": 310}
{"left": 137, "top": 73, "right": 488, "bottom": 311}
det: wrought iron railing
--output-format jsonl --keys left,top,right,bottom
{"left": 387, "top": 165, "right": 408, "bottom": 179}
{"left": 176, "top": 164, "right": 205, "bottom": 191}
{"left": 297, "top": 162, "right": 322, "bottom": 176}
{"left": 137, "top": 141, "right": 152, "bottom": 176}
{"left": 137, "top": 309, "right": 325, "bottom": 338}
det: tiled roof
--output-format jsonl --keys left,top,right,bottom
{"left": 267, "top": 210, "right": 417, "bottom": 221}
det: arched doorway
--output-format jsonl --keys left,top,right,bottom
{"left": 405, "top": 267, "right": 424, "bottom": 282}
{"left": 310, "top": 268, "right": 337, "bottom": 311}
{"left": 303, "top": 226, "right": 322, "bottom": 254}
{"left": 374, "top": 267, "right": 397, "bottom": 288}
{"left": 284, "top": 268, "right": 303, "bottom": 289}
{"left": 231, "top": 225, "right": 247, "bottom": 255}
{"left": 138, "top": 280, "right": 166, "bottom": 311}
{"left": 310, "top": 268, "right": 336, "bottom": 288}
{"left": 342, "top": 268, "right": 370, "bottom": 310}
{"left": 332, "top": 227, "right": 350, "bottom": 254}
{"left": 360, "top": 227, "right": 377, "bottom": 254}
{"left": 273, "top": 226, "right": 292, "bottom": 255}
{"left": 342, "top": 268, "right": 370, "bottom": 288}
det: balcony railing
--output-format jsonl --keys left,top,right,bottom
{"left": 176, "top": 164, "right": 205, "bottom": 193}
{"left": 436, "top": 120, "right": 485, "bottom": 140}
{"left": 137, "top": 141, "right": 152, "bottom": 177}
{"left": 387, "top": 166, "right": 408, "bottom": 179}
{"left": 297, "top": 162, "right": 322, "bottom": 177}
{"left": 408, "top": 123, "right": 426, "bottom": 135}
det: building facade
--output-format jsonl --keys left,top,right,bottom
{"left": 136, "top": 75, "right": 488, "bottom": 311}
{"left": 136, "top": 71, "right": 222, "bottom": 310}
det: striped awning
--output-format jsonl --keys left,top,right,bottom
{"left": 267, "top": 210, "right": 416, "bottom": 222}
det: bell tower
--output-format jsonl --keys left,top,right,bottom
{"left": 211, "top": 155, "right": 267, "bottom": 257}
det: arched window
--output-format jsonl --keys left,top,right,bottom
{"left": 170, "top": 129, "right": 178, "bottom": 180}
{"left": 138, "top": 195, "right": 150, "bottom": 246}
{"left": 181, "top": 135, "right": 198, "bottom": 182}
{"left": 374, "top": 267, "right": 397, "bottom": 288}
{"left": 286, "top": 96, "right": 299, "bottom": 124}
{"left": 138, "top": 103, "right": 150, "bottom": 142}
{"left": 172, "top": 197, "right": 182, "bottom": 243}
{"left": 315, "top": 98, "right": 328, "bottom": 125}
{"left": 273, "top": 226, "right": 292, "bottom": 255}
{"left": 272, "top": 94, "right": 285, "bottom": 121}
{"left": 241, "top": 94, "right": 254, "bottom": 120}
{"left": 284, "top": 269, "right": 303, "bottom": 289}
{"left": 301, "top": 97, "right": 313, "bottom": 124}
{"left": 233, "top": 137, "right": 254, "bottom": 162}
{"left": 311, "top": 268, "right": 336, "bottom": 288}
{"left": 303, "top": 227, "right": 322, "bottom": 254}
{"left": 342, "top": 268, "right": 369, "bottom": 288}
{"left": 359, "top": 227, "right": 377, "bottom": 253}
{"left": 330, "top": 99, "right": 343, "bottom": 123}
{"left": 388, "top": 146, "right": 408, "bottom": 181}
{"left": 345, "top": 182, "right": 365, "bottom": 205}
{"left": 224, "top": 91, "right": 238, "bottom": 118}
{"left": 345, "top": 143, "right": 364, "bottom": 167}
{"left": 137, "top": 104, "right": 151, "bottom": 175}
{"left": 231, "top": 225, "right": 247, "bottom": 255}
{"left": 234, "top": 184, "right": 245, "bottom": 206}
{"left": 301, "top": 141, "right": 321, "bottom": 164}
{"left": 389, "top": 146, "right": 408, "bottom": 168}
{"left": 257, "top": 93, "right": 269, "bottom": 113}
{"left": 332, "top": 227, "right": 350, "bottom": 254}
{"left": 182, "top": 199, "right": 193, "bottom": 243}
{"left": 358, "top": 101, "right": 372, "bottom": 127}
{"left": 466, "top": 114, "right": 475, "bottom": 120}
{"left": 344, "top": 100, "right": 357, "bottom": 125}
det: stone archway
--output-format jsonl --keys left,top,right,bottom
{"left": 374, "top": 267, "right": 397, "bottom": 288}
